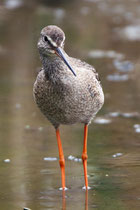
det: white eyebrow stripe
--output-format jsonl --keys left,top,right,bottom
{"left": 46, "top": 35, "right": 57, "bottom": 47}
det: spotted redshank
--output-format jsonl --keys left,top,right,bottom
{"left": 33, "top": 25, "right": 104, "bottom": 190}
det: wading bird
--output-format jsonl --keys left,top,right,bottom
{"left": 33, "top": 25, "right": 104, "bottom": 190}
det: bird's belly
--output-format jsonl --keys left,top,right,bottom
{"left": 34, "top": 81, "right": 104, "bottom": 126}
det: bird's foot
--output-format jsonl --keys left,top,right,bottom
{"left": 59, "top": 187, "right": 68, "bottom": 191}
{"left": 82, "top": 186, "right": 91, "bottom": 190}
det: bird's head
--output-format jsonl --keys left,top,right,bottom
{"left": 38, "top": 25, "right": 76, "bottom": 76}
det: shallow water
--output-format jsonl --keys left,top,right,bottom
{"left": 0, "top": 0, "right": 140, "bottom": 209}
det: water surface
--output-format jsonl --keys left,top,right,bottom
{"left": 0, "top": 0, "right": 140, "bottom": 209}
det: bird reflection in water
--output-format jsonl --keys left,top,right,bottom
{"left": 61, "top": 190, "right": 88, "bottom": 210}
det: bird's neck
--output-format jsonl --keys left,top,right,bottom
{"left": 39, "top": 52, "right": 70, "bottom": 82}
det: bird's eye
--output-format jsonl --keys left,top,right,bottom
{"left": 44, "top": 36, "right": 48, "bottom": 42}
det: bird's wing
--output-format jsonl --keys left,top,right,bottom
{"left": 70, "top": 57, "right": 100, "bottom": 82}
{"left": 36, "top": 67, "right": 43, "bottom": 74}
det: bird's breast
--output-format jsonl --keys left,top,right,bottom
{"left": 33, "top": 70, "right": 104, "bottom": 125}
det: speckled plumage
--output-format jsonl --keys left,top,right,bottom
{"left": 33, "top": 25, "right": 104, "bottom": 129}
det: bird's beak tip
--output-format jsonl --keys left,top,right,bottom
{"left": 55, "top": 47, "right": 77, "bottom": 77}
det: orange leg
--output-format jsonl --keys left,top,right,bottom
{"left": 82, "top": 124, "right": 88, "bottom": 189}
{"left": 56, "top": 129, "right": 66, "bottom": 190}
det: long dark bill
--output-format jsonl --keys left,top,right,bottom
{"left": 55, "top": 47, "right": 76, "bottom": 76}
